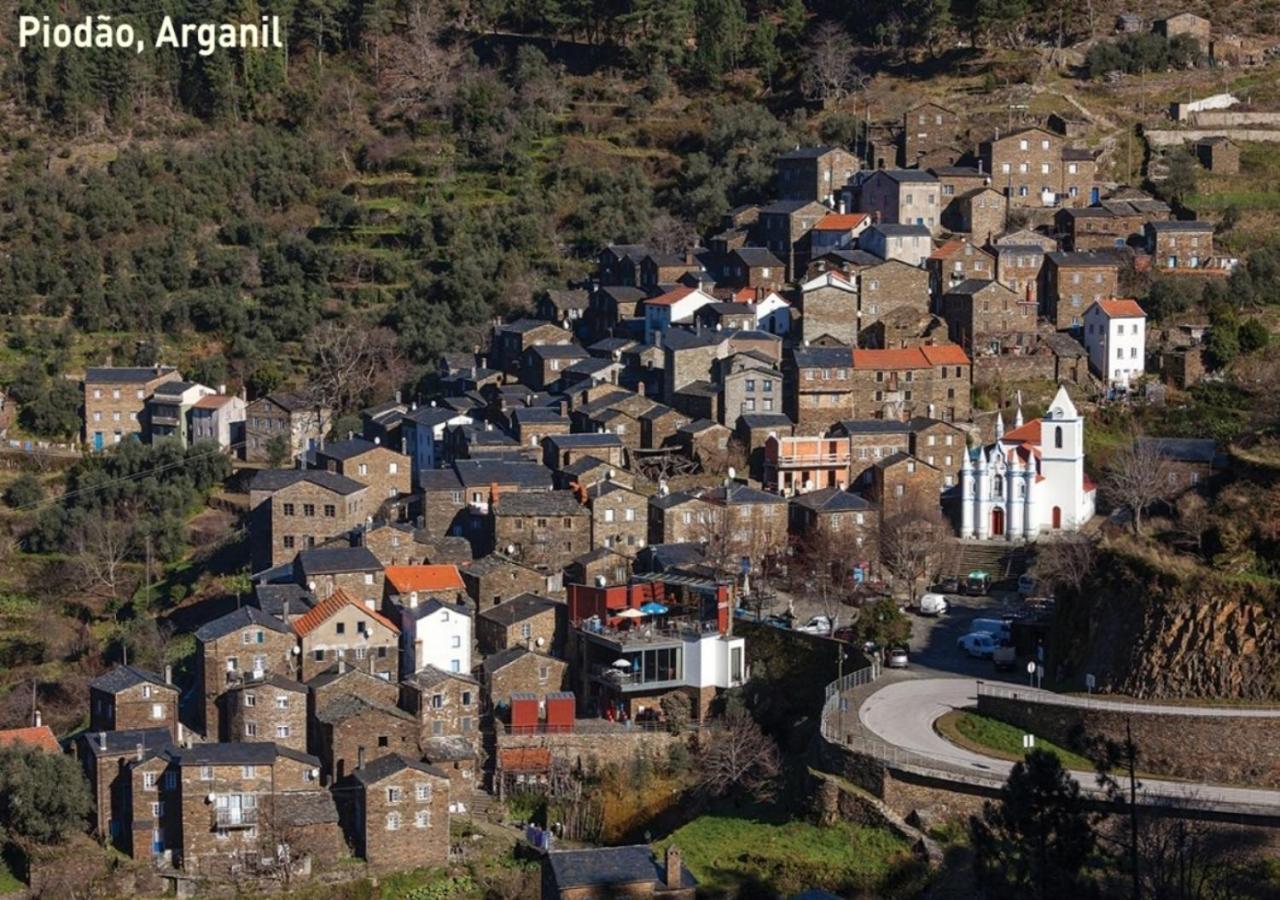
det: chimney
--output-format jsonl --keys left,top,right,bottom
{"left": 637, "top": 381, "right": 645, "bottom": 398}
{"left": 135, "top": 742, "right": 144, "bottom": 762}
{"left": 338, "top": 659, "right": 347, "bottom": 675}
{"left": 395, "top": 390, "right": 402, "bottom": 404}
{"left": 558, "top": 399, "right": 568, "bottom": 417}
{"left": 356, "top": 747, "right": 365, "bottom": 770}
{"left": 164, "top": 664, "right": 173, "bottom": 685}
{"left": 33, "top": 709, "right": 41, "bottom": 728}
{"left": 665, "top": 845, "right": 682, "bottom": 888}
{"left": 99, "top": 731, "right": 107, "bottom": 751}
{"left": 218, "top": 383, "right": 226, "bottom": 395}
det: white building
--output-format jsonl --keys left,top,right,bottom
{"left": 393, "top": 598, "right": 472, "bottom": 676}
{"left": 1083, "top": 298, "right": 1146, "bottom": 387}
{"left": 731, "top": 288, "right": 792, "bottom": 336}
{"left": 403, "top": 405, "right": 473, "bottom": 477}
{"left": 959, "top": 386, "right": 1096, "bottom": 541}
{"left": 643, "top": 286, "right": 717, "bottom": 344}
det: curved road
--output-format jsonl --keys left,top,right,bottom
{"left": 859, "top": 678, "right": 1280, "bottom": 809}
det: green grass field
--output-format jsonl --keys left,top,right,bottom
{"left": 654, "top": 813, "right": 923, "bottom": 898}
{"left": 936, "top": 710, "right": 1097, "bottom": 771}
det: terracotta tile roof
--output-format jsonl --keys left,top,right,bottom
{"left": 1001, "top": 419, "right": 1043, "bottom": 444}
{"left": 928, "top": 239, "right": 964, "bottom": 260}
{"left": 1093, "top": 298, "right": 1146, "bottom": 318}
{"left": 813, "top": 213, "right": 869, "bottom": 231}
{"left": 499, "top": 747, "right": 552, "bottom": 772}
{"left": 0, "top": 725, "right": 59, "bottom": 752}
{"left": 193, "top": 394, "right": 234, "bottom": 410}
{"left": 920, "top": 344, "right": 971, "bottom": 366}
{"left": 384, "top": 565, "right": 464, "bottom": 594}
{"left": 292, "top": 588, "right": 399, "bottom": 638}
{"left": 644, "top": 286, "right": 696, "bottom": 307}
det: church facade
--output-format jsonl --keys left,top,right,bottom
{"left": 959, "top": 385, "right": 1096, "bottom": 541}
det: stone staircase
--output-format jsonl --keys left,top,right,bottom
{"left": 953, "top": 540, "right": 1030, "bottom": 589}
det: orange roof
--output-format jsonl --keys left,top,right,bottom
{"left": 928, "top": 239, "right": 964, "bottom": 260}
{"left": 193, "top": 394, "right": 234, "bottom": 410}
{"left": 645, "top": 286, "right": 696, "bottom": 307}
{"left": 0, "top": 726, "right": 59, "bottom": 753}
{"left": 1083, "top": 474, "right": 1098, "bottom": 492}
{"left": 814, "top": 213, "right": 869, "bottom": 231}
{"left": 1093, "top": 298, "right": 1146, "bottom": 318}
{"left": 385, "top": 565, "right": 464, "bottom": 594}
{"left": 920, "top": 344, "right": 971, "bottom": 366}
{"left": 292, "top": 588, "right": 400, "bottom": 638}
{"left": 499, "top": 747, "right": 551, "bottom": 771}
{"left": 1001, "top": 419, "right": 1042, "bottom": 444}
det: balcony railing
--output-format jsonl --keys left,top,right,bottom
{"left": 214, "top": 807, "right": 257, "bottom": 828}
{"left": 774, "top": 453, "right": 849, "bottom": 466}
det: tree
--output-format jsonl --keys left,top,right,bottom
{"left": 0, "top": 745, "right": 92, "bottom": 846}
{"left": 265, "top": 434, "right": 291, "bottom": 468}
{"left": 970, "top": 750, "right": 1097, "bottom": 900}
{"left": 802, "top": 23, "right": 864, "bottom": 103}
{"left": 697, "top": 700, "right": 780, "bottom": 801}
{"left": 1030, "top": 534, "right": 1096, "bottom": 597}
{"left": 692, "top": 0, "right": 747, "bottom": 81}
{"left": 1238, "top": 318, "right": 1270, "bottom": 355}
{"left": 789, "top": 526, "right": 851, "bottom": 633}
{"left": 376, "top": 1, "right": 464, "bottom": 122}
{"left": 4, "top": 474, "right": 44, "bottom": 510}
{"left": 304, "top": 322, "right": 406, "bottom": 420}
{"left": 1154, "top": 150, "right": 1199, "bottom": 209}
{"left": 71, "top": 511, "right": 136, "bottom": 601}
{"left": 1102, "top": 437, "right": 1176, "bottom": 534}
{"left": 879, "top": 507, "right": 951, "bottom": 604}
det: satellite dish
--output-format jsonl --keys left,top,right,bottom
{"left": 595, "top": 575, "right": 606, "bottom": 587}
{"left": 291, "top": 646, "right": 300, "bottom": 655}
{"left": 536, "top": 636, "right": 545, "bottom": 647}
{"left": 507, "top": 544, "right": 517, "bottom": 555}
{"left": 727, "top": 466, "right": 736, "bottom": 480}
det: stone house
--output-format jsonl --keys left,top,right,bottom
{"left": 787, "top": 489, "right": 879, "bottom": 564}
{"left": 641, "top": 405, "right": 689, "bottom": 450}
{"left": 827, "top": 420, "right": 913, "bottom": 485}
{"left": 522, "top": 344, "right": 592, "bottom": 391}
{"left": 953, "top": 187, "right": 1007, "bottom": 246}
{"left": 1055, "top": 207, "right": 1141, "bottom": 252}
{"left": 400, "top": 666, "right": 480, "bottom": 745}
{"left": 858, "top": 259, "right": 933, "bottom": 338}
{"left": 1137, "top": 437, "right": 1223, "bottom": 495}
{"left": 586, "top": 285, "right": 647, "bottom": 340}
{"left": 461, "top": 553, "right": 552, "bottom": 611}
{"left": 565, "top": 547, "right": 633, "bottom": 588}
{"left": 933, "top": 166, "right": 991, "bottom": 210}
{"left": 220, "top": 673, "right": 308, "bottom": 753}
{"left": 596, "top": 244, "right": 651, "bottom": 287}
{"left": 536, "top": 288, "right": 590, "bottom": 327}
{"left": 477, "top": 593, "right": 564, "bottom": 655}
{"left": 775, "top": 145, "right": 859, "bottom": 203}
{"left": 512, "top": 406, "right": 572, "bottom": 451}
{"left": 248, "top": 469, "right": 368, "bottom": 571}
{"left": 993, "top": 242, "right": 1047, "bottom": 303}
{"left": 639, "top": 250, "right": 706, "bottom": 288}
{"left": 313, "top": 438, "right": 411, "bottom": 511}
{"left": 848, "top": 345, "right": 972, "bottom": 422}
{"left": 698, "top": 484, "right": 790, "bottom": 561}
{"left": 928, "top": 239, "right": 996, "bottom": 298}
{"left": 860, "top": 224, "right": 933, "bottom": 267}
{"left": 146, "top": 380, "right": 216, "bottom": 446}
{"left": 193, "top": 606, "right": 296, "bottom": 740}
{"left": 903, "top": 102, "right": 963, "bottom": 168}
{"left": 1145, "top": 221, "right": 1215, "bottom": 271}
{"left": 1042, "top": 251, "right": 1121, "bottom": 330}
{"left": 981, "top": 127, "right": 1096, "bottom": 209}
{"left": 870, "top": 452, "right": 945, "bottom": 517}
{"left": 754, "top": 199, "right": 828, "bottom": 279}
{"left": 418, "top": 460, "right": 554, "bottom": 542}
{"left": 314, "top": 693, "right": 419, "bottom": 781}
{"left": 82, "top": 365, "right": 181, "bottom": 449}
{"left": 481, "top": 647, "right": 570, "bottom": 710}
{"left": 292, "top": 589, "right": 401, "bottom": 683}
{"left": 490, "top": 490, "right": 591, "bottom": 572}
{"left": 862, "top": 308, "right": 947, "bottom": 350}
{"left": 189, "top": 393, "right": 247, "bottom": 452}
{"left": 543, "top": 845, "right": 696, "bottom": 899}
{"left": 89, "top": 665, "right": 179, "bottom": 741}
{"left": 74, "top": 728, "right": 174, "bottom": 844}
{"left": 542, "top": 433, "right": 627, "bottom": 470}
{"left": 333, "top": 755, "right": 450, "bottom": 872}
{"left": 1155, "top": 12, "right": 1211, "bottom": 45}
{"left": 858, "top": 169, "right": 942, "bottom": 233}
{"left": 293, "top": 546, "right": 385, "bottom": 608}
{"left": 723, "top": 247, "right": 786, "bottom": 292}
{"left": 647, "top": 490, "right": 713, "bottom": 545}
{"left": 737, "top": 412, "right": 796, "bottom": 480}
{"left": 908, "top": 418, "right": 970, "bottom": 486}
{"left": 492, "top": 318, "right": 574, "bottom": 373}
{"left": 784, "top": 345, "right": 854, "bottom": 434}
{"left": 809, "top": 212, "right": 872, "bottom": 257}
{"left": 1195, "top": 137, "right": 1239, "bottom": 173}
{"left": 245, "top": 392, "right": 330, "bottom": 464}
{"left": 420, "top": 736, "right": 478, "bottom": 805}
{"left": 356, "top": 520, "right": 436, "bottom": 567}
{"left": 798, "top": 270, "right": 859, "bottom": 344}
{"left": 941, "top": 279, "right": 1037, "bottom": 354}
{"left": 586, "top": 482, "right": 649, "bottom": 556}
{"left": 719, "top": 354, "right": 784, "bottom": 429}
{"left": 694, "top": 302, "right": 758, "bottom": 334}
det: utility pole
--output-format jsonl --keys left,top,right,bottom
{"left": 1127, "top": 716, "right": 1140, "bottom": 900}
{"left": 145, "top": 532, "right": 153, "bottom": 607}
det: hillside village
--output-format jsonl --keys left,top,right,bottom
{"left": 4, "top": 4, "right": 1280, "bottom": 899}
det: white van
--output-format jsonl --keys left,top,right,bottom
{"left": 917, "top": 593, "right": 948, "bottom": 616}
{"left": 969, "top": 617, "right": 1012, "bottom": 642}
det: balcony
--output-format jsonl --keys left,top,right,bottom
{"left": 214, "top": 807, "right": 257, "bottom": 828}
{"left": 589, "top": 664, "right": 686, "bottom": 694}
{"left": 774, "top": 453, "right": 849, "bottom": 467}
{"left": 577, "top": 618, "right": 721, "bottom": 651}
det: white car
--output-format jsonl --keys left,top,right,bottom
{"left": 957, "top": 632, "right": 1000, "bottom": 659}
{"left": 795, "top": 615, "right": 832, "bottom": 635}
{"left": 885, "top": 647, "right": 909, "bottom": 669}
{"left": 917, "top": 593, "right": 948, "bottom": 616}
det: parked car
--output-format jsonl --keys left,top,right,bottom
{"left": 969, "top": 617, "right": 1012, "bottom": 643}
{"left": 885, "top": 647, "right": 909, "bottom": 669}
{"left": 992, "top": 643, "right": 1017, "bottom": 671}
{"left": 795, "top": 615, "right": 831, "bottom": 635}
{"left": 957, "top": 632, "right": 1000, "bottom": 659}
{"left": 917, "top": 593, "right": 948, "bottom": 616}
{"left": 933, "top": 576, "right": 960, "bottom": 594}
{"left": 964, "top": 570, "right": 992, "bottom": 595}
{"left": 832, "top": 626, "right": 858, "bottom": 643}
{"left": 1017, "top": 574, "right": 1037, "bottom": 596}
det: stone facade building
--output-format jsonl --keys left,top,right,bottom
{"left": 775, "top": 146, "right": 859, "bottom": 203}
{"left": 1145, "top": 221, "right": 1215, "bottom": 271}
{"left": 334, "top": 755, "right": 451, "bottom": 872}
{"left": 586, "top": 482, "right": 648, "bottom": 556}
{"left": 927, "top": 240, "right": 996, "bottom": 298}
{"left": 193, "top": 606, "right": 297, "bottom": 740}
{"left": 848, "top": 345, "right": 972, "bottom": 422}
{"left": 314, "top": 693, "right": 419, "bottom": 781}
{"left": 870, "top": 453, "right": 945, "bottom": 517}
{"left": 981, "top": 127, "right": 1096, "bottom": 209}
{"left": 245, "top": 392, "right": 331, "bottom": 464}
{"left": 953, "top": 187, "right": 1007, "bottom": 245}
{"left": 313, "top": 439, "right": 411, "bottom": 512}
{"left": 89, "top": 666, "right": 179, "bottom": 740}
{"left": 292, "top": 589, "right": 401, "bottom": 683}
{"left": 82, "top": 366, "right": 181, "bottom": 448}
{"left": 399, "top": 667, "right": 480, "bottom": 745}
{"left": 1042, "top": 251, "right": 1121, "bottom": 330}
{"left": 481, "top": 648, "right": 570, "bottom": 709}
{"left": 784, "top": 346, "right": 857, "bottom": 434}
{"left": 490, "top": 490, "right": 590, "bottom": 572}
{"left": 248, "top": 469, "right": 368, "bottom": 570}
{"left": 220, "top": 673, "right": 308, "bottom": 752}
{"left": 477, "top": 593, "right": 564, "bottom": 655}
{"left": 941, "top": 280, "right": 1037, "bottom": 354}
{"left": 903, "top": 102, "right": 963, "bottom": 168}
{"left": 858, "top": 169, "right": 942, "bottom": 233}
{"left": 462, "top": 553, "right": 552, "bottom": 611}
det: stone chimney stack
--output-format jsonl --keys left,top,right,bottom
{"left": 33, "top": 709, "right": 41, "bottom": 728}
{"left": 664, "top": 845, "right": 682, "bottom": 889}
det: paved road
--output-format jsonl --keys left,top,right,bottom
{"left": 859, "top": 678, "right": 1280, "bottom": 810}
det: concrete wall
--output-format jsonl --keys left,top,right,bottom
{"left": 1146, "top": 129, "right": 1280, "bottom": 146}
{"left": 978, "top": 693, "right": 1280, "bottom": 785}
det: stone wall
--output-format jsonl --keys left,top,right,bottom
{"left": 496, "top": 726, "right": 687, "bottom": 770}
{"left": 977, "top": 693, "right": 1280, "bottom": 786}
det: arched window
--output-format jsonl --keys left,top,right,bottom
{"left": 1054, "top": 426, "right": 1064, "bottom": 449}
{"left": 993, "top": 475, "right": 1003, "bottom": 497}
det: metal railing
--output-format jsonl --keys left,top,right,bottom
{"left": 976, "top": 680, "right": 1280, "bottom": 718}
{"left": 214, "top": 807, "right": 257, "bottom": 828}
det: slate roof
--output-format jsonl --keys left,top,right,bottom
{"left": 777, "top": 145, "right": 840, "bottom": 159}
{"left": 77, "top": 727, "right": 173, "bottom": 759}
{"left": 295, "top": 546, "right": 383, "bottom": 575}
{"left": 403, "top": 406, "right": 463, "bottom": 428}
{"left": 171, "top": 741, "right": 301, "bottom": 767}
{"left": 275, "top": 791, "right": 339, "bottom": 827}
{"left": 876, "top": 169, "right": 940, "bottom": 184}
{"left": 454, "top": 460, "right": 553, "bottom": 490}
{"left": 529, "top": 344, "right": 590, "bottom": 360}
{"left": 701, "top": 483, "right": 787, "bottom": 506}
{"left": 738, "top": 413, "right": 793, "bottom": 429}
{"left": 1147, "top": 220, "right": 1214, "bottom": 232}
{"left": 84, "top": 366, "right": 176, "bottom": 384}
{"left": 481, "top": 646, "right": 550, "bottom": 676}
{"left": 790, "top": 346, "right": 852, "bottom": 368}
{"left": 944, "top": 278, "right": 1013, "bottom": 297}
{"left": 1137, "top": 437, "right": 1219, "bottom": 464}
{"left": 732, "top": 247, "right": 784, "bottom": 267}
{"left": 545, "top": 433, "right": 624, "bottom": 449}
{"left": 351, "top": 753, "right": 449, "bottom": 786}
{"left": 89, "top": 665, "right": 171, "bottom": 694}
{"left": 152, "top": 380, "right": 198, "bottom": 397}
{"left": 249, "top": 469, "right": 366, "bottom": 496}
{"left": 832, "top": 419, "right": 913, "bottom": 435}
{"left": 315, "top": 693, "right": 415, "bottom": 726}
{"left": 479, "top": 594, "right": 559, "bottom": 626}
{"left": 315, "top": 438, "right": 382, "bottom": 461}
{"left": 512, "top": 407, "right": 566, "bottom": 425}
{"left": 493, "top": 491, "right": 587, "bottom": 517}
{"left": 546, "top": 846, "right": 697, "bottom": 891}
{"left": 499, "top": 318, "right": 558, "bottom": 335}
{"left": 543, "top": 289, "right": 590, "bottom": 310}
{"left": 636, "top": 542, "right": 706, "bottom": 573}
{"left": 790, "top": 488, "right": 874, "bottom": 512}
{"left": 422, "top": 735, "right": 479, "bottom": 762}
{"left": 648, "top": 490, "right": 702, "bottom": 510}
{"left": 759, "top": 199, "right": 822, "bottom": 215}
{"left": 869, "top": 223, "right": 932, "bottom": 237}
{"left": 402, "top": 665, "right": 479, "bottom": 690}
{"left": 1046, "top": 251, "right": 1121, "bottom": 268}
{"left": 196, "top": 605, "right": 295, "bottom": 642}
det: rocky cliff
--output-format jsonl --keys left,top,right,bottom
{"left": 1050, "top": 543, "right": 1280, "bottom": 700}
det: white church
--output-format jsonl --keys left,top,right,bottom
{"left": 959, "top": 385, "right": 1096, "bottom": 541}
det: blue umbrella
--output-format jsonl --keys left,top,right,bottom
{"left": 639, "top": 602, "right": 669, "bottom": 615}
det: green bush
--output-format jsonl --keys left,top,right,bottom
{"left": 4, "top": 473, "right": 44, "bottom": 509}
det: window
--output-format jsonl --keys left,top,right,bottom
{"left": 245, "top": 723, "right": 257, "bottom": 737}
{"left": 164, "top": 771, "right": 177, "bottom": 790}
{"left": 275, "top": 695, "right": 289, "bottom": 709}
{"left": 358, "top": 463, "right": 368, "bottom": 476}
{"left": 415, "top": 810, "right": 430, "bottom": 829}
{"left": 242, "top": 766, "right": 256, "bottom": 778}
{"left": 386, "top": 812, "right": 401, "bottom": 831}
{"left": 324, "top": 504, "right": 336, "bottom": 517}
{"left": 604, "top": 508, "right": 615, "bottom": 523}
{"left": 416, "top": 783, "right": 431, "bottom": 801}
{"left": 354, "top": 646, "right": 367, "bottom": 660}
{"left": 451, "top": 635, "right": 461, "bottom": 648}
{"left": 520, "top": 623, "right": 532, "bottom": 640}
{"left": 144, "top": 772, "right": 157, "bottom": 789}
{"left": 244, "top": 693, "right": 256, "bottom": 708}
{"left": 1054, "top": 426, "right": 1064, "bottom": 449}
{"left": 303, "top": 504, "right": 315, "bottom": 517}
{"left": 462, "top": 691, "right": 472, "bottom": 706}
{"left": 894, "top": 485, "right": 904, "bottom": 497}
{"left": 200, "top": 766, "right": 213, "bottom": 781}
{"left": 313, "top": 649, "right": 325, "bottom": 661}
{"left": 387, "top": 787, "right": 403, "bottom": 803}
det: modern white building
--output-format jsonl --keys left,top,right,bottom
{"left": 643, "top": 286, "right": 717, "bottom": 344}
{"left": 402, "top": 405, "right": 473, "bottom": 477}
{"left": 392, "top": 597, "right": 472, "bottom": 677}
{"left": 1083, "top": 298, "right": 1146, "bottom": 387}
{"left": 959, "top": 385, "right": 1096, "bottom": 541}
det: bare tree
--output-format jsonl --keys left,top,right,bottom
{"left": 647, "top": 212, "right": 698, "bottom": 256}
{"left": 1102, "top": 438, "right": 1176, "bottom": 535}
{"left": 697, "top": 703, "right": 781, "bottom": 802}
{"left": 1031, "top": 534, "right": 1096, "bottom": 597}
{"left": 789, "top": 526, "right": 849, "bottom": 632}
{"left": 304, "top": 322, "right": 408, "bottom": 421}
{"left": 249, "top": 795, "right": 331, "bottom": 892}
{"left": 72, "top": 512, "right": 135, "bottom": 600}
{"left": 802, "top": 23, "right": 865, "bottom": 104}
{"left": 376, "top": 2, "right": 465, "bottom": 121}
{"left": 879, "top": 508, "right": 949, "bottom": 605}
